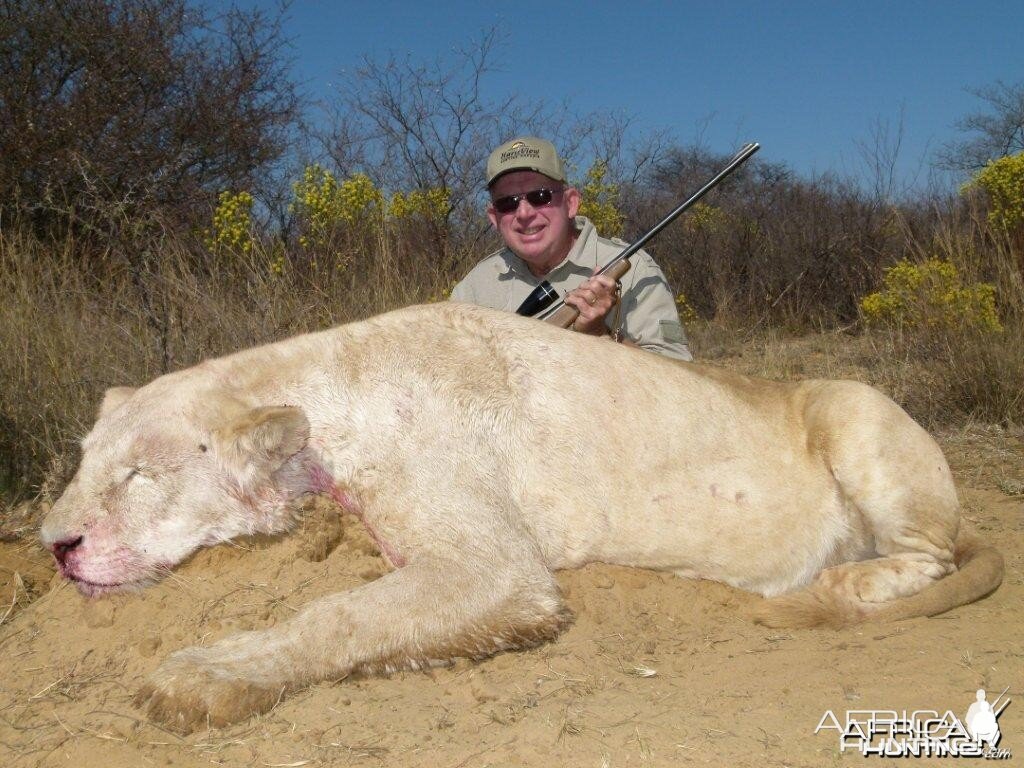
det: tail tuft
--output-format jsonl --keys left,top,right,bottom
{"left": 752, "top": 590, "right": 864, "bottom": 630}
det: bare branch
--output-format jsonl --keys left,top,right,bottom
{"left": 936, "top": 79, "right": 1024, "bottom": 171}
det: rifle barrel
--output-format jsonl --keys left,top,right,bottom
{"left": 990, "top": 685, "right": 1011, "bottom": 712}
{"left": 536, "top": 142, "right": 759, "bottom": 321}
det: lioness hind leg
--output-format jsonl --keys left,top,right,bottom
{"left": 755, "top": 507, "right": 958, "bottom": 629}
{"left": 816, "top": 552, "right": 953, "bottom": 602}
{"left": 759, "top": 380, "right": 962, "bottom": 629}
{"left": 754, "top": 550, "right": 955, "bottom": 628}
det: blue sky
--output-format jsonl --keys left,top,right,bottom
{"left": 217, "top": 0, "right": 1023, "bottom": 192}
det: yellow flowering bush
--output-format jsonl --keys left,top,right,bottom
{"left": 291, "top": 165, "right": 384, "bottom": 251}
{"left": 685, "top": 202, "right": 727, "bottom": 234}
{"left": 675, "top": 292, "right": 698, "bottom": 323}
{"left": 962, "top": 152, "right": 1024, "bottom": 232}
{"left": 577, "top": 160, "right": 623, "bottom": 238}
{"left": 860, "top": 257, "right": 1002, "bottom": 333}
{"left": 268, "top": 242, "right": 287, "bottom": 276}
{"left": 205, "top": 190, "right": 254, "bottom": 253}
{"left": 425, "top": 281, "right": 457, "bottom": 303}
{"left": 389, "top": 187, "right": 449, "bottom": 221}
{"left": 290, "top": 165, "right": 451, "bottom": 264}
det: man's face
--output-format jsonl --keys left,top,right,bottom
{"left": 488, "top": 171, "right": 580, "bottom": 276}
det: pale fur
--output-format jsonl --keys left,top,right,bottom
{"left": 41, "top": 303, "right": 1003, "bottom": 732}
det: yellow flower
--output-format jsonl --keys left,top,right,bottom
{"left": 962, "top": 152, "right": 1024, "bottom": 232}
{"left": 576, "top": 160, "right": 624, "bottom": 238}
{"left": 389, "top": 187, "right": 449, "bottom": 221}
{"left": 205, "top": 190, "right": 254, "bottom": 254}
{"left": 291, "top": 165, "right": 385, "bottom": 253}
{"left": 686, "top": 203, "right": 727, "bottom": 234}
{"left": 859, "top": 258, "right": 1002, "bottom": 333}
{"left": 675, "top": 292, "right": 698, "bottom": 323}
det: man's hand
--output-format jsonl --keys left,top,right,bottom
{"left": 563, "top": 272, "right": 619, "bottom": 336}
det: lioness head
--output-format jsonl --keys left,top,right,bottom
{"left": 41, "top": 378, "right": 310, "bottom": 596}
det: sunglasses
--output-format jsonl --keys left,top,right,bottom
{"left": 491, "top": 187, "right": 562, "bottom": 214}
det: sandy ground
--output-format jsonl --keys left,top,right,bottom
{"left": 1, "top": 426, "right": 1022, "bottom": 767}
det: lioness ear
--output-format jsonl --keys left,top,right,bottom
{"left": 98, "top": 387, "right": 137, "bottom": 418}
{"left": 213, "top": 406, "right": 310, "bottom": 484}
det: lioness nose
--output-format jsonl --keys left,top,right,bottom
{"left": 51, "top": 536, "right": 84, "bottom": 565}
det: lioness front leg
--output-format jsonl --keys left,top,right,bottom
{"left": 137, "top": 554, "right": 567, "bottom": 732}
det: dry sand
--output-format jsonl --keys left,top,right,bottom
{"left": 1, "top": 432, "right": 1021, "bottom": 768}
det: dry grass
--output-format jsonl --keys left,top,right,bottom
{"left": 689, "top": 202, "right": 1024, "bottom": 430}
{"left": 857, "top": 207, "right": 1024, "bottom": 428}
{"left": 0, "top": 227, "right": 464, "bottom": 503}
{"left": 691, "top": 317, "right": 1024, "bottom": 431}
{"left": 0, "top": 203, "right": 1021, "bottom": 509}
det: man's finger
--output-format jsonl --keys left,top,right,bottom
{"left": 569, "top": 286, "right": 598, "bottom": 307}
{"left": 566, "top": 292, "right": 600, "bottom": 319}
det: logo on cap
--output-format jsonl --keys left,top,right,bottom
{"left": 487, "top": 136, "right": 564, "bottom": 185}
{"left": 500, "top": 141, "right": 542, "bottom": 164}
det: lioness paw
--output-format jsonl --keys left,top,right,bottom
{"left": 136, "top": 648, "right": 284, "bottom": 732}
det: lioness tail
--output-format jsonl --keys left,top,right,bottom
{"left": 753, "top": 530, "right": 1003, "bottom": 629}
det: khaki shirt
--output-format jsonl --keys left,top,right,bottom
{"left": 451, "top": 217, "right": 692, "bottom": 361}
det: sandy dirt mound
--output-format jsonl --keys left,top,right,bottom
{"left": 1, "top": 446, "right": 1022, "bottom": 767}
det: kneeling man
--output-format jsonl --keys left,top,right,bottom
{"left": 452, "top": 136, "right": 692, "bottom": 361}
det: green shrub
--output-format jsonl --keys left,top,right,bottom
{"left": 291, "top": 166, "right": 384, "bottom": 256}
{"left": 389, "top": 187, "right": 450, "bottom": 221}
{"left": 576, "top": 160, "right": 623, "bottom": 238}
{"left": 684, "top": 202, "right": 728, "bottom": 234}
{"left": 963, "top": 152, "right": 1024, "bottom": 232}
{"left": 859, "top": 257, "right": 1002, "bottom": 333}
{"left": 205, "top": 190, "right": 255, "bottom": 254}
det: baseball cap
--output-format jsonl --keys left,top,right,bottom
{"left": 486, "top": 137, "right": 567, "bottom": 187}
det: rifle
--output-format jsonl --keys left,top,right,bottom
{"left": 990, "top": 686, "right": 1011, "bottom": 716}
{"left": 516, "top": 142, "right": 760, "bottom": 329}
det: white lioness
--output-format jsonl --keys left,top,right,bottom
{"left": 42, "top": 303, "right": 1002, "bottom": 732}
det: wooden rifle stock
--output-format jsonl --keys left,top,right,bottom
{"left": 542, "top": 260, "right": 633, "bottom": 329}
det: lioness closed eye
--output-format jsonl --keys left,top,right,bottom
{"left": 41, "top": 303, "right": 1002, "bottom": 732}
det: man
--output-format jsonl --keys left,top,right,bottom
{"left": 451, "top": 136, "right": 692, "bottom": 361}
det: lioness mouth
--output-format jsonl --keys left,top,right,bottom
{"left": 66, "top": 573, "right": 129, "bottom": 596}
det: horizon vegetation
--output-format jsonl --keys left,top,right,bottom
{"left": 0, "top": 1, "right": 1022, "bottom": 510}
